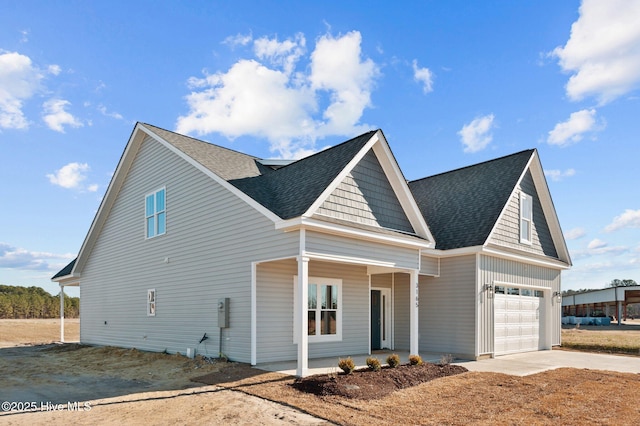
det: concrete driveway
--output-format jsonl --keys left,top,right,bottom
{"left": 454, "top": 349, "right": 640, "bottom": 376}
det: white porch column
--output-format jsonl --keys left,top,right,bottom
{"left": 296, "top": 256, "right": 310, "bottom": 377}
{"left": 59, "top": 284, "right": 65, "bottom": 343}
{"left": 410, "top": 270, "right": 419, "bottom": 355}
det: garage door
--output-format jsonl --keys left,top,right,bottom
{"left": 494, "top": 286, "right": 544, "bottom": 355}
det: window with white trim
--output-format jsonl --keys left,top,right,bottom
{"left": 520, "top": 192, "right": 533, "bottom": 244}
{"left": 145, "top": 188, "right": 166, "bottom": 238}
{"left": 147, "top": 289, "right": 156, "bottom": 316}
{"left": 293, "top": 277, "right": 342, "bottom": 342}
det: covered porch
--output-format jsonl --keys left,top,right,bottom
{"left": 251, "top": 252, "right": 425, "bottom": 377}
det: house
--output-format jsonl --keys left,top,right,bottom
{"left": 52, "top": 123, "right": 571, "bottom": 376}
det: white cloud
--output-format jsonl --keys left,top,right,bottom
{"left": 587, "top": 238, "right": 607, "bottom": 250}
{"left": 254, "top": 33, "right": 305, "bottom": 75}
{"left": 0, "top": 242, "right": 74, "bottom": 272}
{"left": 547, "top": 109, "right": 602, "bottom": 146}
{"left": 42, "top": 98, "right": 83, "bottom": 132}
{"left": 412, "top": 59, "right": 433, "bottom": 94}
{"left": 46, "top": 162, "right": 97, "bottom": 192}
{"left": 605, "top": 209, "right": 640, "bottom": 232}
{"left": 551, "top": 0, "right": 640, "bottom": 104}
{"left": 0, "top": 51, "right": 44, "bottom": 129}
{"left": 572, "top": 238, "right": 628, "bottom": 259}
{"left": 545, "top": 168, "right": 576, "bottom": 181}
{"left": 223, "top": 32, "right": 253, "bottom": 48}
{"left": 309, "top": 31, "right": 379, "bottom": 138}
{"left": 565, "top": 227, "right": 586, "bottom": 240}
{"left": 176, "top": 31, "right": 379, "bottom": 158}
{"left": 458, "top": 114, "right": 495, "bottom": 153}
{"left": 47, "top": 64, "right": 61, "bottom": 75}
{"left": 97, "top": 104, "right": 124, "bottom": 120}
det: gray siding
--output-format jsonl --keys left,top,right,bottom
{"left": 316, "top": 150, "right": 414, "bottom": 233}
{"left": 489, "top": 170, "right": 558, "bottom": 258}
{"left": 80, "top": 135, "right": 298, "bottom": 362}
{"left": 419, "top": 255, "right": 476, "bottom": 358}
{"left": 393, "top": 273, "right": 410, "bottom": 350}
{"left": 306, "top": 231, "right": 420, "bottom": 270}
{"left": 256, "top": 260, "right": 370, "bottom": 363}
{"left": 477, "top": 255, "right": 562, "bottom": 353}
{"left": 420, "top": 255, "right": 439, "bottom": 276}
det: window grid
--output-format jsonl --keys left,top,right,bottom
{"left": 145, "top": 188, "right": 166, "bottom": 239}
{"left": 520, "top": 192, "right": 533, "bottom": 244}
{"left": 293, "top": 277, "right": 342, "bottom": 343}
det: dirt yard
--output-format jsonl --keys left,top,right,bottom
{"left": 1, "top": 319, "right": 639, "bottom": 425}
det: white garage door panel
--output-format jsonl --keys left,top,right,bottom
{"left": 494, "top": 291, "right": 543, "bottom": 356}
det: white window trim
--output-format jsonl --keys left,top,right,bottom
{"left": 145, "top": 187, "right": 166, "bottom": 239}
{"left": 293, "top": 276, "right": 343, "bottom": 343}
{"left": 520, "top": 192, "right": 533, "bottom": 245}
{"left": 147, "top": 289, "right": 156, "bottom": 316}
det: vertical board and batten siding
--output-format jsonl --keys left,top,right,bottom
{"left": 418, "top": 255, "right": 476, "bottom": 358}
{"left": 477, "top": 255, "right": 562, "bottom": 354}
{"left": 316, "top": 150, "right": 414, "bottom": 233}
{"left": 80, "top": 135, "right": 298, "bottom": 363}
{"left": 255, "top": 260, "right": 369, "bottom": 363}
{"left": 489, "top": 170, "right": 558, "bottom": 258}
{"left": 305, "top": 231, "right": 420, "bottom": 270}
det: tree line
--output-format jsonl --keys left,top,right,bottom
{"left": 562, "top": 278, "right": 638, "bottom": 297}
{"left": 0, "top": 285, "right": 79, "bottom": 319}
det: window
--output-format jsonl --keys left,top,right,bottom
{"left": 145, "top": 188, "right": 166, "bottom": 238}
{"left": 520, "top": 192, "right": 533, "bottom": 244}
{"left": 147, "top": 289, "right": 156, "bottom": 316}
{"left": 293, "top": 277, "right": 342, "bottom": 342}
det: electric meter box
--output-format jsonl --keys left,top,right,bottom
{"left": 218, "top": 298, "right": 229, "bottom": 328}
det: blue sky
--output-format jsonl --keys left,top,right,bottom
{"left": 1, "top": 0, "right": 640, "bottom": 297}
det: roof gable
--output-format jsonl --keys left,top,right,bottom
{"left": 316, "top": 149, "right": 414, "bottom": 233}
{"left": 409, "top": 150, "right": 534, "bottom": 250}
{"left": 229, "top": 131, "right": 376, "bottom": 219}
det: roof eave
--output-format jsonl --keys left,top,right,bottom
{"left": 276, "top": 216, "right": 434, "bottom": 250}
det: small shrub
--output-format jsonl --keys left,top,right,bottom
{"left": 386, "top": 353, "right": 400, "bottom": 368}
{"left": 439, "top": 353, "right": 454, "bottom": 366}
{"left": 338, "top": 357, "right": 355, "bottom": 374}
{"left": 366, "top": 356, "right": 381, "bottom": 372}
{"left": 408, "top": 354, "right": 423, "bottom": 365}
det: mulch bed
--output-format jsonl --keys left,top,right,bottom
{"left": 291, "top": 363, "right": 468, "bottom": 400}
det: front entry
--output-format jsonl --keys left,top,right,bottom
{"left": 371, "top": 288, "right": 391, "bottom": 350}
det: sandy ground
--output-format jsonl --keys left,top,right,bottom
{"left": 2, "top": 319, "right": 640, "bottom": 425}
{"left": 0, "top": 319, "right": 328, "bottom": 425}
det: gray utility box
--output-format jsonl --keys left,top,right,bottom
{"left": 218, "top": 298, "right": 229, "bottom": 328}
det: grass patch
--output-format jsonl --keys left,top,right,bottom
{"left": 561, "top": 327, "right": 640, "bottom": 355}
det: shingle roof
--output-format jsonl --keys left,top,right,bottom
{"left": 141, "top": 123, "right": 263, "bottom": 181}
{"left": 143, "top": 124, "right": 376, "bottom": 220}
{"left": 229, "top": 131, "right": 376, "bottom": 219}
{"left": 408, "top": 150, "right": 534, "bottom": 250}
{"left": 52, "top": 258, "right": 77, "bottom": 280}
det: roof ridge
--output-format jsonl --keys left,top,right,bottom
{"left": 273, "top": 129, "right": 378, "bottom": 171}
{"left": 140, "top": 122, "right": 262, "bottom": 161}
{"left": 409, "top": 149, "right": 535, "bottom": 183}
